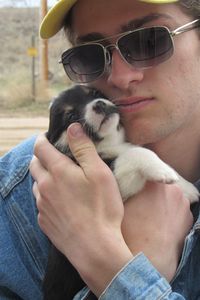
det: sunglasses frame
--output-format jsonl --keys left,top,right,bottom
{"left": 60, "top": 18, "right": 200, "bottom": 83}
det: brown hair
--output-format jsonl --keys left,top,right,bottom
{"left": 63, "top": 1, "right": 200, "bottom": 44}
{"left": 178, "top": 0, "right": 200, "bottom": 18}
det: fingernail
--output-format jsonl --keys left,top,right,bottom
{"left": 69, "top": 123, "right": 84, "bottom": 137}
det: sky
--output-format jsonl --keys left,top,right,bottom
{"left": 0, "top": 0, "right": 57, "bottom": 7}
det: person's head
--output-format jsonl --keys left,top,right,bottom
{"left": 63, "top": 1, "right": 200, "bottom": 43}
{"left": 41, "top": 0, "right": 200, "bottom": 148}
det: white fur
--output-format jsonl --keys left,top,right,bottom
{"left": 113, "top": 144, "right": 199, "bottom": 202}
{"left": 86, "top": 98, "right": 199, "bottom": 203}
{"left": 57, "top": 97, "right": 199, "bottom": 203}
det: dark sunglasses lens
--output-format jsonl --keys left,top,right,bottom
{"left": 118, "top": 27, "right": 173, "bottom": 68}
{"left": 61, "top": 44, "right": 105, "bottom": 83}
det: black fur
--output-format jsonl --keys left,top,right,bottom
{"left": 44, "top": 86, "right": 112, "bottom": 300}
{"left": 43, "top": 247, "right": 85, "bottom": 300}
{"left": 46, "top": 86, "right": 106, "bottom": 153}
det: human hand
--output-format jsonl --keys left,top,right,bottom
{"left": 30, "top": 123, "right": 133, "bottom": 296}
{"left": 122, "top": 181, "right": 194, "bottom": 282}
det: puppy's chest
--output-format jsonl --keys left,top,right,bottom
{"left": 97, "top": 143, "right": 129, "bottom": 171}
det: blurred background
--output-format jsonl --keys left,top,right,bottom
{"left": 0, "top": 0, "right": 72, "bottom": 155}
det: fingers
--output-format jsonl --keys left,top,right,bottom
{"left": 30, "top": 155, "right": 48, "bottom": 183}
{"left": 30, "top": 126, "right": 108, "bottom": 207}
{"left": 32, "top": 134, "right": 74, "bottom": 173}
{"left": 66, "top": 123, "right": 102, "bottom": 172}
{"left": 32, "top": 181, "right": 40, "bottom": 199}
{"left": 32, "top": 124, "right": 102, "bottom": 178}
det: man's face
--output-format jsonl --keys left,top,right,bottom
{"left": 70, "top": 0, "right": 200, "bottom": 147}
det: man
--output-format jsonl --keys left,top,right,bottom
{"left": 1, "top": 0, "right": 200, "bottom": 299}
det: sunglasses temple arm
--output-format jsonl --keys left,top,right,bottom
{"left": 172, "top": 19, "right": 200, "bottom": 37}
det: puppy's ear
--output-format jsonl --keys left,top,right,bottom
{"left": 78, "top": 85, "right": 90, "bottom": 94}
{"left": 89, "top": 87, "right": 107, "bottom": 99}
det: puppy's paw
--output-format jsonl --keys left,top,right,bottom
{"left": 184, "top": 186, "right": 199, "bottom": 203}
{"left": 124, "top": 146, "right": 179, "bottom": 184}
{"left": 146, "top": 164, "right": 179, "bottom": 184}
{"left": 177, "top": 176, "right": 199, "bottom": 204}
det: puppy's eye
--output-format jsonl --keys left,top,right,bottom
{"left": 65, "top": 110, "right": 79, "bottom": 123}
{"left": 67, "top": 111, "right": 74, "bottom": 119}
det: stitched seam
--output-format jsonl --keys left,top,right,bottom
{"left": 7, "top": 202, "right": 44, "bottom": 276}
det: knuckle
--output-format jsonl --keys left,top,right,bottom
{"left": 37, "top": 213, "right": 46, "bottom": 232}
{"left": 73, "top": 143, "right": 95, "bottom": 159}
{"left": 36, "top": 199, "right": 42, "bottom": 214}
{"left": 37, "top": 178, "right": 47, "bottom": 192}
{"left": 37, "top": 178, "right": 51, "bottom": 198}
{"left": 50, "top": 163, "right": 62, "bottom": 177}
{"left": 173, "top": 184, "right": 183, "bottom": 197}
{"left": 49, "top": 159, "right": 67, "bottom": 180}
{"left": 172, "top": 184, "right": 191, "bottom": 208}
{"left": 93, "top": 163, "right": 113, "bottom": 184}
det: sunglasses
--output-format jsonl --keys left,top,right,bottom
{"left": 60, "top": 19, "right": 200, "bottom": 84}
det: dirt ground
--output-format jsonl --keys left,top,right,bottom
{"left": 0, "top": 114, "right": 48, "bottom": 156}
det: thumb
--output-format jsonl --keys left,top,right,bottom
{"left": 67, "top": 123, "right": 100, "bottom": 170}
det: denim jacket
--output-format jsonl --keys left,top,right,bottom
{"left": 0, "top": 136, "right": 50, "bottom": 300}
{"left": 0, "top": 137, "right": 199, "bottom": 300}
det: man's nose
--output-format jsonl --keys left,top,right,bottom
{"left": 107, "top": 49, "right": 144, "bottom": 90}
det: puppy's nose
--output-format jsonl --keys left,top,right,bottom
{"left": 93, "top": 100, "right": 107, "bottom": 114}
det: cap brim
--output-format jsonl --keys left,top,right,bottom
{"left": 40, "top": 0, "right": 178, "bottom": 39}
{"left": 40, "top": 0, "right": 77, "bottom": 39}
{"left": 140, "top": 0, "right": 178, "bottom": 2}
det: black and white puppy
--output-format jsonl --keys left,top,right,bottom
{"left": 44, "top": 85, "right": 199, "bottom": 300}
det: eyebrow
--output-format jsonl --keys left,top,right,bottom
{"left": 121, "top": 13, "right": 172, "bottom": 31}
{"left": 75, "top": 13, "right": 172, "bottom": 44}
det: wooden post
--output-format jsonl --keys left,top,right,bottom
{"left": 31, "top": 35, "right": 36, "bottom": 101}
{"left": 39, "top": 0, "right": 49, "bottom": 97}
{"left": 27, "top": 36, "right": 38, "bottom": 101}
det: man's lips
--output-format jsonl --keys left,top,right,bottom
{"left": 114, "top": 97, "right": 155, "bottom": 113}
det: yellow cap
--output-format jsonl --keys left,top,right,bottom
{"left": 40, "top": 0, "right": 178, "bottom": 39}
{"left": 140, "top": 0, "right": 178, "bottom": 2}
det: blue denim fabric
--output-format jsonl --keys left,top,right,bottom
{"left": 0, "top": 137, "right": 199, "bottom": 299}
{"left": 0, "top": 136, "right": 50, "bottom": 300}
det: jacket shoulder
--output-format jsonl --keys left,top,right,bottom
{"left": 0, "top": 136, "right": 37, "bottom": 198}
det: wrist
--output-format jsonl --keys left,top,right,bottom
{"left": 76, "top": 231, "right": 133, "bottom": 297}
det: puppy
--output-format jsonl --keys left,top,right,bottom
{"left": 43, "top": 85, "right": 199, "bottom": 300}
